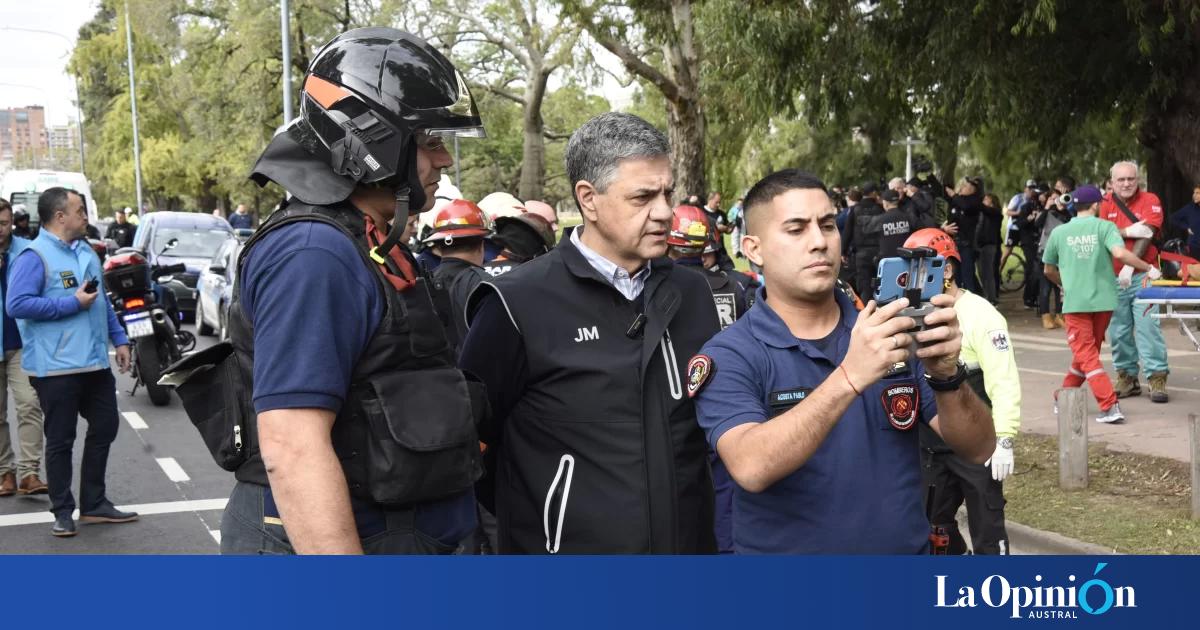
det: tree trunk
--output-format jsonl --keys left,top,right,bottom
{"left": 518, "top": 67, "right": 549, "bottom": 202}
{"left": 667, "top": 97, "right": 707, "bottom": 198}
{"left": 665, "top": 0, "right": 705, "bottom": 198}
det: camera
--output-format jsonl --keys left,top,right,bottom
{"left": 1057, "top": 193, "right": 1073, "bottom": 207}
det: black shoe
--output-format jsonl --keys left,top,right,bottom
{"left": 52, "top": 515, "right": 77, "bottom": 537}
{"left": 80, "top": 504, "right": 139, "bottom": 524}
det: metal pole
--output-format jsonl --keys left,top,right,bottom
{"left": 280, "top": 0, "right": 293, "bottom": 124}
{"left": 124, "top": 1, "right": 144, "bottom": 216}
{"left": 905, "top": 135, "right": 914, "bottom": 182}
{"left": 73, "top": 74, "right": 85, "bottom": 174}
{"left": 454, "top": 135, "right": 461, "bottom": 189}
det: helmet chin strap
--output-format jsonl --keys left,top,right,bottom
{"left": 368, "top": 187, "right": 411, "bottom": 265}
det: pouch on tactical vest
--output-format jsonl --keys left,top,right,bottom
{"left": 162, "top": 341, "right": 248, "bottom": 471}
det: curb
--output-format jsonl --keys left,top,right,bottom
{"left": 1006, "top": 520, "right": 1119, "bottom": 555}
{"left": 954, "top": 508, "right": 1118, "bottom": 555}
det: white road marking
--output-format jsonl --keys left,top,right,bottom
{"left": 0, "top": 498, "right": 227, "bottom": 528}
{"left": 122, "top": 411, "right": 148, "bottom": 430}
{"left": 155, "top": 457, "right": 191, "bottom": 482}
{"left": 209, "top": 529, "right": 222, "bottom": 545}
{"left": 1018, "top": 367, "right": 1200, "bottom": 394}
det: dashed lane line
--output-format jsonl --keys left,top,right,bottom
{"left": 0, "top": 498, "right": 228, "bottom": 528}
{"left": 122, "top": 411, "right": 148, "bottom": 430}
{"left": 155, "top": 457, "right": 191, "bottom": 482}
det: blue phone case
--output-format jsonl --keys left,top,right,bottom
{"left": 873, "top": 256, "right": 946, "bottom": 304}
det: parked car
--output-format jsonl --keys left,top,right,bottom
{"left": 129, "top": 212, "right": 233, "bottom": 320}
{"left": 195, "top": 237, "right": 243, "bottom": 339}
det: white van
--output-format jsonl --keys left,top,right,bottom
{"left": 0, "top": 170, "right": 99, "bottom": 227}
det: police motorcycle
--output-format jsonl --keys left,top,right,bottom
{"left": 103, "top": 238, "right": 195, "bottom": 406}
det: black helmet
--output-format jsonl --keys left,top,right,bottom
{"left": 492, "top": 214, "right": 555, "bottom": 262}
{"left": 250, "top": 27, "right": 484, "bottom": 210}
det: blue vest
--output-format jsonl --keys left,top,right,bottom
{"left": 1, "top": 236, "right": 33, "bottom": 351}
{"left": 17, "top": 232, "right": 110, "bottom": 377}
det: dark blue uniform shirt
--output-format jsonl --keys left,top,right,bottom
{"left": 241, "top": 222, "right": 474, "bottom": 545}
{"left": 694, "top": 287, "right": 938, "bottom": 554}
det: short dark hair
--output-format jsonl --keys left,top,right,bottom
{"left": 38, "top": 187, "right": 78, "bottom": 225}
{"left": 1056, "top": 176, "right": 1076, "bottom": 190}
{"left": 742, "top": 169, "right": 829, "bottom": 234}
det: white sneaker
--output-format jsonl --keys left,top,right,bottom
{"left": 1096, "top": 404, "right": 1125, "bottom": 424}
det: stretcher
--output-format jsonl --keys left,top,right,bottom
{"left": 1135, "top": 282, "right": 1200, "bottom": 351}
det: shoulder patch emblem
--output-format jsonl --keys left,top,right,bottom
{"left": 881, "top": 383, "right": 919, "bottom": 431}
{"left": 988, "top": 329, "right": 1011, "bottom": 352}
{"left": 687, "top": 354, "right": 715, "bottom": 398}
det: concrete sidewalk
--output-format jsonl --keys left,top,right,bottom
{"left": 1000, "top": 292, "right": 1200, "bottom": 464}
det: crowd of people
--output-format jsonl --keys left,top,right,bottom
{"left": 3, "top": 25, "right": 1197, "bottom": 557}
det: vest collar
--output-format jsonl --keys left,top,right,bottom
{"left": 36, "top": 229, "right": 82, "bottom": 253}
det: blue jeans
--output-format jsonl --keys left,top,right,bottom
{"left": 1107, "top": 272, "right": 1169, "bottom": 376}
{"left": 219, "top": 481, "right": 464, "bottom": 555}
{"left": 956, "top": 240, "right": 978, "bottom": 293}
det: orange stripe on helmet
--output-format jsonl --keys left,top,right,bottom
{"left": 304, "top": 74, "right": 353, "bottom": 109}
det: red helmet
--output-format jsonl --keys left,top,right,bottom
{"left": 669, "top": 205, "right": 710, "bottom": 252}
{"left": 902, "top": 228, "right": 960, "bottom": 263}
{"left": 423, "top": 199, "right": 492, "bottom": 245}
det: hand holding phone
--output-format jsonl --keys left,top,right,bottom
{"left": 83, "top": 279, "right": 99, "bottom": 294}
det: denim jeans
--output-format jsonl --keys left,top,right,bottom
{"left": 956, "top": 240, "right": 978, "bottom": 293}
{"left": 219, "top": 481, "right": 464, "bottom": 555}
{"left": 29, "top": 369, "right": 119, "bottom": 517}
{"left": 1107, "top": 273, "right": 1169, "bottom": 376}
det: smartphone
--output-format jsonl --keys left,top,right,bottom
{"left": 83, "top": 279, "right": 99, "bottom": 294}
{"left": 873, "top": 256, "right": 945, "bottom": 305}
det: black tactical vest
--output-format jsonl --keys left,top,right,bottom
{"left": 228, "top": 201, "right": 485, "bottom": 506}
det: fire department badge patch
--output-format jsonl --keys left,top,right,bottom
{"left": 881, "top": 383, "right": 919, "bottom": 430}
{"left": 989, "top": 329, "right": 1011, "bottom": 352}
{"left": 687, "top": 354, "right": 714, "bottom": 398}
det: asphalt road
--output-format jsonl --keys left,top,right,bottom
{"left": 0, "top": 325, "right": 231, "bottom": 554}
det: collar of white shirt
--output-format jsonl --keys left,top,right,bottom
{"left": 570, "top": 225, "right": 648, "bottom": 301}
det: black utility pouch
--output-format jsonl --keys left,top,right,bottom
{"left": 361, "top": 367, "right": 484, "bottom": 505}
{"left": 162, "top": 342, "right": 249, "bottom": 471}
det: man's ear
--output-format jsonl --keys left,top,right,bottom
{"left": 742, "top": 234, "right": 763, "bottom": 269}
{"left": 575, "top": 180, "right": 600, "bottom": 224}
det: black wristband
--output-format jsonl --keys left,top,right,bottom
{"left": 924, "top": 361, "right": 967, "bottom": 392}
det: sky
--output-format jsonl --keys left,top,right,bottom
{"left": 0, "top": 0, "right": 102, "bottom": 126}
{"left": 0, "top": 1, "right": 634, "bottom": 127}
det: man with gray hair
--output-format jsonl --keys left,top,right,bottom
{"left": 1101, "top": 160, "right": 1171, "bottom": 402}
{"left": 460, "top": 112, "right": 721, "bottom": 553}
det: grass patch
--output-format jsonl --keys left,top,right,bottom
{"left": 1006, "top": 433, "right": 1200, "bottom": 554}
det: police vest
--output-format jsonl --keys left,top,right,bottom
{"left": 227, "top": 202, "right": 485, "bottom": 506}
{"left": 468, "top": 240, "right": 719, "bottom": 553}
{"left": 17, "top": 232, "right": 111, "bottom": 377}
{"left": 854, "top": 201, "right": 884, "bottom": 253}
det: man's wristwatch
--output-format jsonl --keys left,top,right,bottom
{"left": 998, "top": 436, "right": 1015, "bottom": 449}
{"left": 924, "top": 361, "right": 967, "bottom": 392}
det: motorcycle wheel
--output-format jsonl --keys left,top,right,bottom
{"left": 137, "top": 340, "right": 172, "bottom": 406}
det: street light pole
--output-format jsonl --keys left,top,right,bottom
{"left": 891, "top": 135, "right": 926, "bottom": 181}
{"left": 124, "top": 1, "right": 145, "bottom": 216}
{"left": 280, "top": 0, "right": 293, "bottom": 124}
{"left": 73, "top": 75, "right": 85, "bottom": 174}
